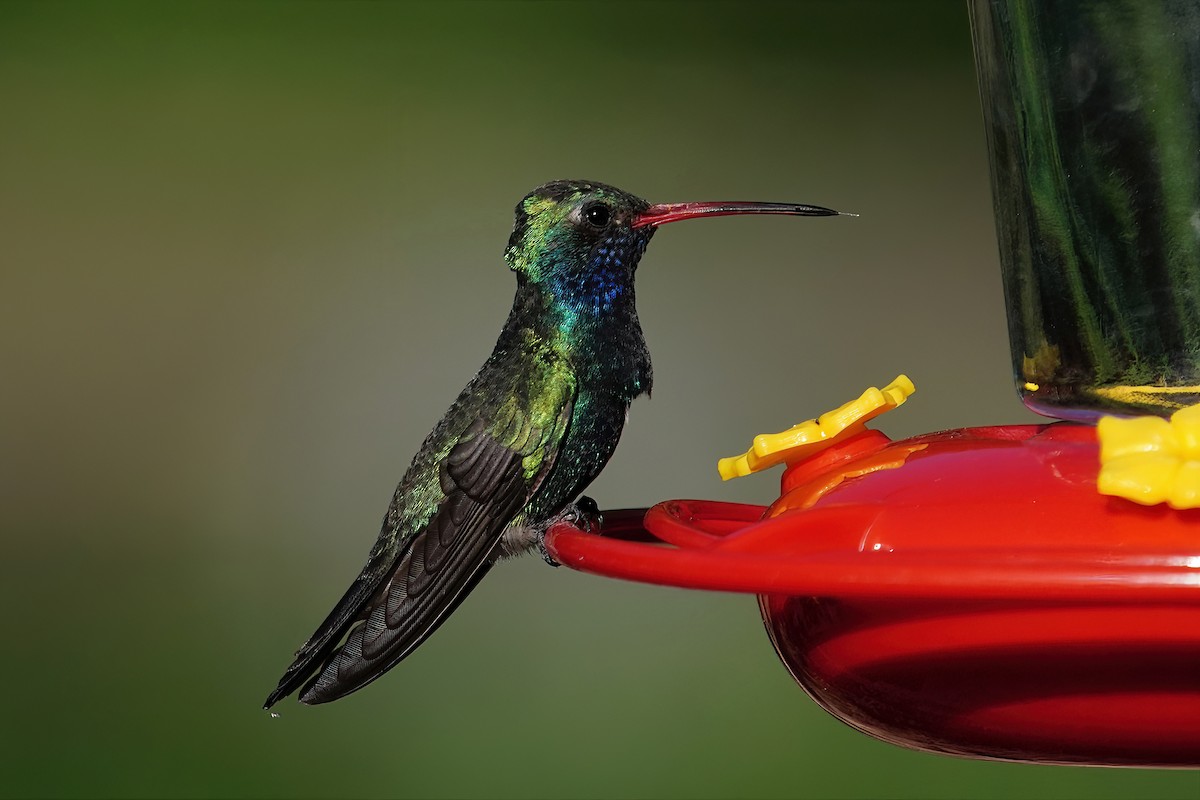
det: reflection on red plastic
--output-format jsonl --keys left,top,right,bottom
{"left": 545, "top": 423, "right": 1200, "bottom": 767}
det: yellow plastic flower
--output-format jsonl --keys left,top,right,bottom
{"left": 718, "top": 375, "right": 915, "bottom": 480}
{"left": 1097, "top": 403, "right": 1200, "bottom": 508}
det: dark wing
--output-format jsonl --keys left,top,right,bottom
{"left": 264, "top": 369, "right": 575, "bottom": 708}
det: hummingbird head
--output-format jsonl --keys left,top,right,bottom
{"left": 504, "top": 178, "right": 845, "bottom": 315}
{"left": 504, "top": 180, "right": 655, "bottom": 310}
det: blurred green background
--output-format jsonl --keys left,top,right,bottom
{"left": 3, "top": 1, "right": 1197, "bottom": 798}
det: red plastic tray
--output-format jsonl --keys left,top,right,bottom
{"left": 545, "top": 423, "right": 1200, "bottom": 767}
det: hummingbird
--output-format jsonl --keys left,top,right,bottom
{"left": 264, "top": 179, "right": 843, "bottom": 708}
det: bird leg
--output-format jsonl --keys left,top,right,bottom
{"left": 539, "top": 495, "right": 603, "bottom": 565}
{"left": 568, "top": 495, "right": 604, "bottom": 533}
{"left": 498, "top": 496, "right": 603, "bottom": 565}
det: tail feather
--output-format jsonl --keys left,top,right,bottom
{"left": 297, "top": 559, "right": 495, "bottom": 705}
{"left": 263, "top": 570, "right": 388, "bottom": 710}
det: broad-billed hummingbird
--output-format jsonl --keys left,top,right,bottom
{"left": 265, "top": 179, "right": 844, "bottom": 708}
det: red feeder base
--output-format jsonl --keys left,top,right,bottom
{"left": 545, "top": 423, "right": 1200, "bottom": 767}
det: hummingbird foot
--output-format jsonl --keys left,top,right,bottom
{"left": 538, "top": 495, "right": 603, "bottom": 566}
{"left": 536, "top": 534, "right": 558, "bottom": 567}
{"left": 497, "top": 496, "right": 603, "bottom": 565}
{"left": 567, "top": 495, "right": 604, "bottom": 533}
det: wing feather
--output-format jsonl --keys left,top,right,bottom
{"left": 263, "top": 357, "right": 575, "bottom": 709}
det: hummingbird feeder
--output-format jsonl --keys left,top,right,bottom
{"left": 544, "top": 0, "right": 1200, "bottom": 768}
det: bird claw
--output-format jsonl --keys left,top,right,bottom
{"left": 567, "top": 495, "right": 603, "bottom": 533}
{"left": 537, "top": 536, "right": 559, "bottom": 567}
{"left": 536, "top": 496, "right": 603, "bottom": 566}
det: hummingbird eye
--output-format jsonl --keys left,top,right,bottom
{"left": 581, "top": 203, "right": 612, "bottom": 229}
